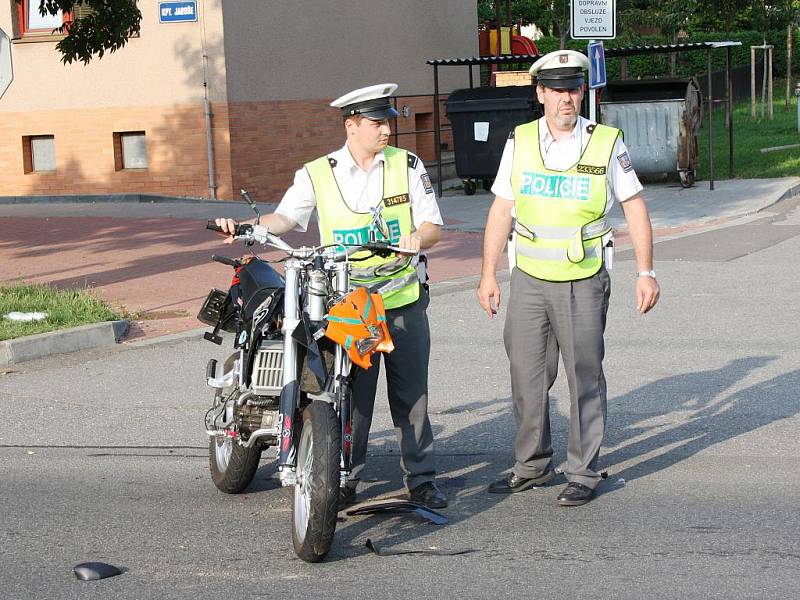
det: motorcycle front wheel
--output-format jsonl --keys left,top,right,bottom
{"left": 291, "top": 400, "right": 340, "bottom": 563}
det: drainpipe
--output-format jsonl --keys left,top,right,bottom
{"left": 204, "top": 80, "right": 217, "bottom": 200}
{"left": 199, "top": 1, "right": 217, "bottom": 200}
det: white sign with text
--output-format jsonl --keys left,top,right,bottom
{"left": 571, "top": 0, "right": 616, "bottom": 40}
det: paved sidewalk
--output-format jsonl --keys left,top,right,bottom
{"left": 2, "top": 176, "right": 798, "bottom": 343}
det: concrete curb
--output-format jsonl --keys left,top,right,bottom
{"left": 0, "top": 320, "right": 129, "bottom": 367}
{"left": 777, "top": 180, "right": 800, "bottom": 203}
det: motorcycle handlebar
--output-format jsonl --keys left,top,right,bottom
{"left": 205, "top": 221, "right": 417, "bottom": 261}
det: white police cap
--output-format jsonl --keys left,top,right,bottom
{"left": 529, "top": 50, "right": 589, "bottom": 89}
{"left": 330, "top": 83, "right": 399, "bottom": 119}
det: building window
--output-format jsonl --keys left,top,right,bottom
{"left": 114, "top": 131, "right": 148, "bottom": 170}
{"left": 22, "top": 135, "right": 56, "bottom": 173}
{"left": 16, "top": 1, "right": 69, "bottom": 36}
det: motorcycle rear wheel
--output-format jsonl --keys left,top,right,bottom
{"left": 291, "top": 401, "right": 340, "bottom": 563}
{"left": 209, "top": 434, "right": 261, "bottom": 494}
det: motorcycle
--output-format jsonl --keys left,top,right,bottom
{"left": 198, "top": 193, "right": 415, "bottom": 562}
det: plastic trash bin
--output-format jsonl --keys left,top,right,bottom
{"left": 600, "top": 78, "right": 702, "bottom": 187}
{"left": 445, "top": 86, "right": 542, "bottom": 194}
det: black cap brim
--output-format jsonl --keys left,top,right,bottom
{"left": 536, "top": 74, "right": 585, "bottom": 90}
{"left": 359, "top": 106, "right": 399, "bottom": 120}
{"left": 341, "top": 98, "right": 398, "bottom": 120}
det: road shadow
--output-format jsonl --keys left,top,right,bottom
{"left": 602, "top": 357, "right": 798, "bottom": 488}
{"left": 320, "top": 355, "right": 795, "bottom": 558}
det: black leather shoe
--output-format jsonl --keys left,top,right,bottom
{"left": 488, "top": 470, "right": 555, "bottom": 494}
{"left": 409, "top": 482, "right": 448, "bottom": 509}
{"left": 557, "top": 482, "right": 596, "bottom": 506}
{"left": 338, "top": 484, "right": 358, "bottom": 511}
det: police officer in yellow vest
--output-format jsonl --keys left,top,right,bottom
{"left": 215, "top": 84, "right": 447, "bottom": 509}
{"left": 477, "top": 51, "right": 660, "bottom": 506}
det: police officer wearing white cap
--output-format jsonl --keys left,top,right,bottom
{"left": 215, "top": 84, "right": 447, "bottom": 509}
{"left": 477, "top": 50, "right": 660, "bottom": 506}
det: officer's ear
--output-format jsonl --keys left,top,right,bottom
{"left": 344, "top": 115, "right": 363, "bottom": 135}
{"left": 535, "top": 83, "right": 546, "bottom": 104}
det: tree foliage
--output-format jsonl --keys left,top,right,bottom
{"left": 478, "top": 0, "right": 800, "bottom": 41}
{"left": 21, "top": 0, "right": 141, "bottom": 64}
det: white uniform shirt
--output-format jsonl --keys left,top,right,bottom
{"left": 276, "top": 144, "right": 444, "bottom": 233}
{"left": 491, "top": 115, "right": 643, "bottom": 212}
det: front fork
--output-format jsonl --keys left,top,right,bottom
{"left": 277, "top": 260, "right": 301, "bottom": 485}
{"left": 333, "top": 264, "right": 354, "bottom": 484}
{"left": 277, "top": 259, "right": 354, "bottom": 487}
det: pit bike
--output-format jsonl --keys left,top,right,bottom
{"left": 198, "top": 194, "right": 415, "bottom": 562}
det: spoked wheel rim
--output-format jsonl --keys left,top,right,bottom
{"left": 293, "top": 424, "right": 314, "bottom": 543}
{"left": 214, "top": 436, "right": 233, "bottom": 473}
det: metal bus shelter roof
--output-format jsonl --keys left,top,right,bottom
{"left": 427, "top": 41, "right": 741, "bottom": 196}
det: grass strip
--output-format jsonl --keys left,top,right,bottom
{"left": 697, "top": 82, "right": 800, "bottom": 180}
{"left": 0, "top": 282, "right": 121, "bottom": 341}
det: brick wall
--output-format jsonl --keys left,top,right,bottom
{"left": 227, "top": 95, "right": 453, "bottom": 202}
{"left": 0, "top": 103, "right": 233, "bottom": 199}
{"left": 0, "top": 96, "right": 452, "bottom": 202}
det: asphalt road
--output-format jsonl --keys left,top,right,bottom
{"left": 2, "top": 197, "right": 799, "bottom": 599}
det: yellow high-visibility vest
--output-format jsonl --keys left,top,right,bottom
{"left": 510, "top": 119, "right": 619, "bottom": 281}
{"left": 305, "top": 146, "right": 420, "bottom": 309}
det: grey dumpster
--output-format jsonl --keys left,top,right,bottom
{"left": 600, "top": 78, "right": 702, "bottom": 188}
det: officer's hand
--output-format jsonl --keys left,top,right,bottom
{"left": 214, "top": 218, "right": 238, "bottom": 245}
{"left": 397, "top": 233, "right": 422, "bottom": 253}
{"left": 636, "top": 276, "right": 660, "bottom": 314}
{"left": 477, "top": 276, "right": 501, "bottom": 319}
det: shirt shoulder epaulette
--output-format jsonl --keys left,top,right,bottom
{"left": 407, "top": 152, "right": 419, "bottom": 170}
{"left": 327, "top": 157, "right": 337, "bottom": 168}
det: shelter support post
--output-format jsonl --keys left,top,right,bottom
{"left": 727, "top": 46, "right": 734, "bottom": 178}
{"left": 433, "top": 64, "right": 442, "bottom": 198}
{"left": 707, "top": 49, "right": 714, "bottom": 191}
{"left": 751, "top": 46, "right": 757, "bottom": 118}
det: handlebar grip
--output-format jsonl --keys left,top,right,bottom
{"left": 206, "top": 220, "right": 224, "bottom": 232}
{"left": 361, "top": 241, "right": 416, "bottom": 257}
{"left": 205, "top": 220, "right": 253, "bottom": 236}
{"left": 211, "top": 255, "right": 240, "bottom": 267}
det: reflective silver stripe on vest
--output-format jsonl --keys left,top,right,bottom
{"left": 515, "top": 243, "right": 602, "bottom": 261}
{"left": 514, "top": 218, "right": 610, "bottom": 241}
{"left": 350, "top": 255, "right": 418, "bottom": 280}
{"left": 360, "top": 272, "right": 420, "bottom": 295}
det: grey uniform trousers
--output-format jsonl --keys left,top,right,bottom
{"left": 504, "top": 267, "right": 611, "bottom": 489}
{"left": 348, "top": 285, "right": 436, "bottom": 491}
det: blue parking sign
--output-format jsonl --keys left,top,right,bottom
{"left": 588, "top": 41, "right": 606, "bottom": 89}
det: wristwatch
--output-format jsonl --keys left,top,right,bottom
{"left": 636, "top": 270, "right": 657, "bottom": 278}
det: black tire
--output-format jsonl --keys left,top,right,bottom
{"left": 291, "top": 401, "right": 340, "bottom": 563}
{"left": 463, "top": 179, "right": 477, "bottom": 195}
{"left": 482, "top": 177, "right": 494, "bottom": 191}
{"left": 680, "top": 170, "right": 695, "bottom": 188}
{"left": 208, "top": 353, "right": 262, "bottom": 494}
{"left": 209, "top": 434, "right": 262, "bottom": 494}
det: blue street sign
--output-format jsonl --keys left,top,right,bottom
{"left": 159, "top": 1, "right": 198, "bottom": 23}
{"left": 588, "top": 41, "right": 607, "bottom": 89}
